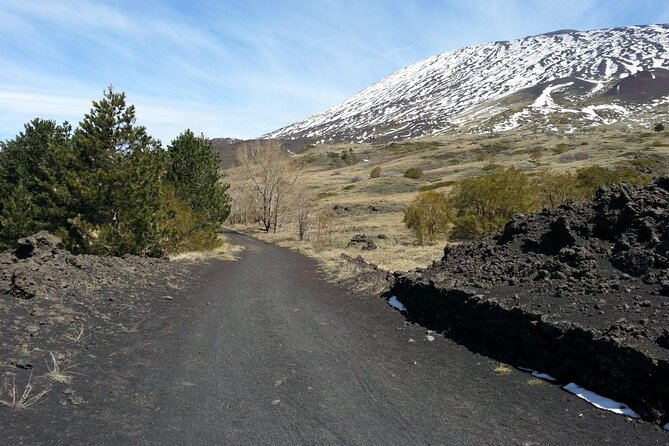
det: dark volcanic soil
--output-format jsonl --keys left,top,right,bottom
{"left": 391, "top": 178, "right": 669, "bottom": 423}
{"left": 0, "top": 232, "right": 194, "bottom": 415}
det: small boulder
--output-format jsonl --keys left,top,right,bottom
{"left": 15, "top": 231, "right": 63, "bottom": 260}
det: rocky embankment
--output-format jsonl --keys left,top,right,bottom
{"left": 391, "top": 179, "right": 669, "bottom": 423}
{"left": 0, "top": 232, "right": 191, "bottom": 407}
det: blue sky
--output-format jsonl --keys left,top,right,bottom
{"left": 1, "top": 0, "right": 668, "bottom": 143}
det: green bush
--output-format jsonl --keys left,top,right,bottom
{"left": 537, "top": 171, "right": 579, "bottom": 208}
{"left": 403, "top": 191, "right": 453, "bottom": 244}
{"left": 575, "top": 165, "right": 650, "bottom": 200}
{"left": 370, "top": 166, "right": 382, "bottom": 178}
{"left": 447, "top": 167, "right": 539, "bottom": 239}
{"left": 404, "top": 167, "right": 424, "bottom": 179}
{"left": 654, "top": 123, "right": 665, "bottom": 132}
{"left": 452, "top": 167, "right": 539, "bottom": 219}
{"left": 450, "top": 214, "right": 506, "bottom": 240}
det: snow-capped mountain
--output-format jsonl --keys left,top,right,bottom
{"left": 268, "top": 24, "right": 669, "bottom": 142}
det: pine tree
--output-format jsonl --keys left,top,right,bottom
{"left": 166, "top": 130, "right": 231, "bottom": 226}
{"left": 71, "top": 86, "right": 166, "bottom": 255}
{"left": 0, "top": 119, "right": 74, "bottom": 247}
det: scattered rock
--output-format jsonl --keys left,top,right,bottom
{"left": 347, "top": 235, "right": 379, "bottom": 250}
{"left": 15, "top": 231, "right": 62, "bottom": 260}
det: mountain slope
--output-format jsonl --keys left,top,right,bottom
{"left": 268, "top": 24, "right": 669, "bottom": 142}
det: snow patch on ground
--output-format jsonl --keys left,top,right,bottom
{"left": 518, "top": 367, "right": 557, "bottom": 382}
{"left": 531, "top": 83, "right": 574, "bottom": 109}
{"left": 388, "top": 296, "right": 407, "bottom": 312}
{"left": 531, "top": 371, "right": 557, "bottom": 382}
{"left": 563, "top": 383, "right": 640, "bottom": 418}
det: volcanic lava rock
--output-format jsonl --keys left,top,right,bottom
{"left": 391, "top": 179, "right": 669, "bottom": 422}
{"left": 15, "top": 231, "right": 63, "bottom": 260}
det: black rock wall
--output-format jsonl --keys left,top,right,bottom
{"left": 390, "top": 278, "right": 669, "bottom": 422}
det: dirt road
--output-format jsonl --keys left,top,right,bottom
{"left": 2, "top": 232, "right": 667, "bottom": 445}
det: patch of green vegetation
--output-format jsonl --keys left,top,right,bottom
{"left": 418, "top": 180, "right": 456, "bottom": 192}
{"left": 403, "top": 191, "right": 452, "bottom": 244}
{"left": 404, "top": 167, "right": 424, "bottom": 179}
{"left": 576, "top": 165, "right": 651, "bottom": 199}
{"left": 625, "top": 157, "right": 667, "bottom": 172}
{"left": 494, "top": 365, "right": 513, "bottom": 376}
{"left": 341, "top": 184, "right": 356, "bottom": 191}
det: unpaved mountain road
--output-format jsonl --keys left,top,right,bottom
{"left": 3, "top": 232, "right": 667, "bottom": 445}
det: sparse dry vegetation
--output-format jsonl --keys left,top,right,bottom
{"left": 494, "top": 364, "right": 513, "bottom": 376}
{"left": 45, "top": 353, "right": 73, "bottom": 385}
{"left": 0, "top": 375, "right": 51, "bottom": 410}
{"left": 225, "top": 128, "right": 668, "bottom": 278}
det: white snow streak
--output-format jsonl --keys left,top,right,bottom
{"left": 388, "top": 296, "right": 407, "bottom": 312}
{"left": 563, "top": 383, "right": 640, "bottom": 418}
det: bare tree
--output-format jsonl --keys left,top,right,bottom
{"left": 293, "top": 186, "right": 315, "bottom": 241}
{"left": 315, "top": 210, "right": 335, "bottom": 244}
{"left": 235, "top": 140, "right": 300, "bottom": 232}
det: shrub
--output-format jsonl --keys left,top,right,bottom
{"left": 159, "top": 185, "right": 222, "bottom": 253}
{"left": 448, "top": 167, "right": 539, "bottom": 239}
{"left": 654, "top": 123, "right": 665, "bottom": 132}
{"left": 452, "top": 167, "right": 539, "bottom": 221}
{"left": 370, "top": 166, "right": 382, "bottom": 178}
{"left": 529, "top": 147, "right": 545, "bottom": 161}
{"left": 403, "top": 191, "right": 453, "bottom": 244}
{"left": 450, "top": 215, "right": 505, "bottom": 240}
{"left": 404, "top": 167, "right": 424, "bottom": 179}
{"left": 575, "top": 165, "right": 651, "bottom": 199}
{"left": 537, "top": 171, "right": 579, "bottom": 208}
{"left": 315, "top": 210, "right": 335, "bottom": 243}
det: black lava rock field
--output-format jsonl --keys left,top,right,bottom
{"left": 391, "top": 178, "right": 669, "bottom": 423}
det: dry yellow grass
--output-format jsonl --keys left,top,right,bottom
{"left": 494, "top": 364, "right": 513, "bottom": 376}
{"left": 0, "top": 374, "right": 51, "bottom": 410}
{"left": 169, "top": 234, "right": 245, "bottom": 262}
{"left": 527, "top": 378, "right": 545, "bottom": 386}
{"left": 45, "top": 353, "right": 74, "bottom": 385}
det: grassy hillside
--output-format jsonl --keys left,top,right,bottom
{"left": 226, "top": 126, "right": 669, "bottom": 276}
